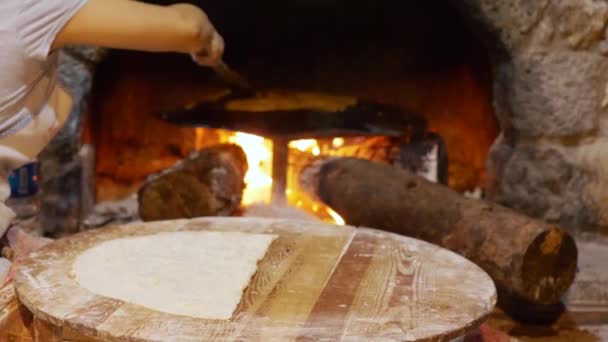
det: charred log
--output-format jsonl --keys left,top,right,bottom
{"left": 300, "top": 157, "right": 577, "bottom": 306}
{"left": 138, "top": 144, "right": 247, "bottom": 221}
{"left": 395, "top": 132, "right": 448, "bottom": 185}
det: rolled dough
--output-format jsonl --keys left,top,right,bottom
{"left": 224, "top": 91, "right": 357, "bottom": 112}
{"left": 72, "top": 231, "right": 277, "bottom": 320}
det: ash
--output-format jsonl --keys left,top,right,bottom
{"left": 81, "top": 195, "right": 140, "bottom": 230}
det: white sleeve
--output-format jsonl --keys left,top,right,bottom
{"left": 17, "top": 0, "right": 89, "bottom": 61}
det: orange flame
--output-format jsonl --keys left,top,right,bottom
{"left": 227, "top": 132, "right": 273, "bottom": 205}
{"left": 327, "top": 208, "right": 345, "bottom": 225}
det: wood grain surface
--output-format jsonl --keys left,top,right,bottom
{"left": 13, "top": 217, "right": 496, "bottom": 341}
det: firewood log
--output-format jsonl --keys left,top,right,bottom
{"left": 300, "top": 157, "right": 577, "bottom": 305}
{"left": 138, "top": 144, "right": 247, "bottom": 221}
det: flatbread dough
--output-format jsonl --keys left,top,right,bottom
{"left": 72, "top": 231, "right": 277, "bottom": 320}
{"left": 224, "top": 90, "right": 357, "bottom": 112}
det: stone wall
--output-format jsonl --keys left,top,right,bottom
{"left": 456, "top": 0, "right": 608, "bottom": 233}
{"left": 38, "top": 47, "right": 106, "bottom": 237}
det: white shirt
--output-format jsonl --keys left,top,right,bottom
{"left": 0, "top": 0, "right": 88, "bottom": 234}
{"left": 0, "top": 0, "right": 87, "bottom": 140}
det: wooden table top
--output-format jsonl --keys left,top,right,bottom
{"left": 13, "top": 217, "right": 496, "bottom": 341}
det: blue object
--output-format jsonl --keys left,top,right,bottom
{"left": 8, "top": 162, "right": 39, "bottom": 198}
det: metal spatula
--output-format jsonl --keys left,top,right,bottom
{"left": 212, "top": 60, "right": 254, "bottom": 96}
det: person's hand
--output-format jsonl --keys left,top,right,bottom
{"left": 54, "top": 0, "right": 227, "bottom": 60}
{"left": 191, "top": 30, "right": 225, "bottom": 67}
{"left": 169, "top": 4, "right": 225, "bottom": 66}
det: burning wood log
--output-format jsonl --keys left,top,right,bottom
{"left": 300, "top": 157, "right": 577, "bottom": 305}
{"left": 138, "top": 144, "right": 247, "bottom": 221}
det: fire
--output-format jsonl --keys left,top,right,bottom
{"left": 327, "top": 208, "right": 345, "bottom": 225}
{"left": 290, "top": 139, "right": 318, "bottom": 152}
{"left": 289, "top": 139, "right": 321, "bottom": 156}
{"left": 196, "top": 129, "right": 346, "bottom": 225}
{"left": 227, "top": 132, "right": 273, "bottom": 205}
{"left": 332, "top": 137, "right": 345, "bottom": 148}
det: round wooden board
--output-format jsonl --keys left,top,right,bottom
{"left": 14, "top": 217, "right": 496, "bottom": 341}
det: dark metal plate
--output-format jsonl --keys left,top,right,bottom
{"left": 155, "top": 97, "right": 427, "bottom": 139}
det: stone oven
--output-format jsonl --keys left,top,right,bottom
{"left": 39, "top": 0, "right": 608, "bottom": 237}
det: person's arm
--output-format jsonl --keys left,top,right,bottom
{"left": 52, "top": 0, "right": 223, "bottom": 65}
